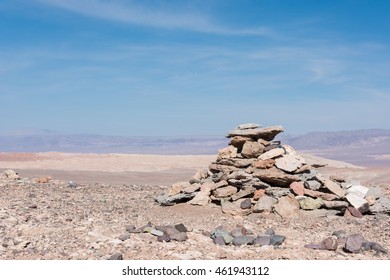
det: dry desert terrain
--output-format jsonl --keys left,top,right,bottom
{"left": 0, "top": 152, "right": 389, "bottom": 260}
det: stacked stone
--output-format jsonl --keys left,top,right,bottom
{"left": 155, "top": 123, "right": 389, "bottom": 217}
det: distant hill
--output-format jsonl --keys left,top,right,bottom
{"left": 279, "top": 129, "right": 390, "bottom": 150}
{"left": 279, "top": 129, "right": 390, "bottom": 167}
{"left": 1, "top": 128, "right": 389, "bottom": 166}
{"left": 0, "top": 132, "right": 228, "bottom": 155}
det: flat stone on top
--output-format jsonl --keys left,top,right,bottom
{"left": 227, "top": 125, "right": 284, "bottom": 141}
{"left": 237, "top": 123, "right": 261, "bottom": 130}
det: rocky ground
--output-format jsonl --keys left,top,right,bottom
{"left": 0, "top": 169, "right": 389, "bottom": 260}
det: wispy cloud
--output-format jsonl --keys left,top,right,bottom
{"left": 36, "top": 0, "right": 272, "bottom": 36}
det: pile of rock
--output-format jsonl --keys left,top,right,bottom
{"left": 120, "top": 222, "right": 189, "bottom": 243}
{"left": 155, "top": 123, "right": 390, "bottom": 217}
{"left": 210, "top": 226, "right": 285, "bottom": 247}
{"left": 305, "top": 231, "right": 387, "bottom": 254}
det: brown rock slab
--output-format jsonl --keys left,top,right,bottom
{"left": 241, "top": 141, "right": 265, "bottom": 158}
{"left": 252, "top": 159, "right": 275, "bottom": 169}
{"left": 303, "top": 188, "right": 338, "bottom": 201}
{"left": 316, "top": 175, "right": 346, "bottom": 197}
{"left": 213, "top": 186, "right": 238, "bottom": 198}
{"left": 231, "top": 186, "right": 256, "bottom": 201}
{"left": 322, "top": 200, "right": 349, "bottom": 209}
{"left": 253, "top": 167, "right": 300, "bottom": 187}
{"left": 273, "top": 195, "right": 300, "bottom": 218}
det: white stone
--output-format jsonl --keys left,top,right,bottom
{"left": 189, "top": 184, "right": 212, "bottom": 206}
{"left": 275, "top": 154, "right": 306, "bottom": 172}
{"left": 345, "top": 193, "right": 370, "bottom": 213}
{"left": 258, "top": 148, "right": 285, "bottom": 160}
{"left": 347, "top": 185, "right": 369, "bottom": 198}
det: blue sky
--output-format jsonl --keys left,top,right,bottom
{"left": 0, "top": 0, "right": 389, "bottom": 136}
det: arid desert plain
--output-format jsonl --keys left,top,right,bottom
{"left": 0, "top": 150, "right": 389, "bottom": 260}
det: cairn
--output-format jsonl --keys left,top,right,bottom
{"left": 155, "top": 123, "right": 389, "bottom": 217}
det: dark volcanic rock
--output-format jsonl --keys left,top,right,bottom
{"left": 157, "top": 234, "right": 171, "bottom": 242}
{"left": 361, "top": 241, "right": 388, "bottom": 254}
{"left": 344, "top": 234, "right": 364, "bottom": 253}
{"left": 108, "top": 253, "right": 123, "bottom": 260}
{"left": 254, "top": 235, "right": 271, "bottom": 246}
{"left": 347, "top": 207, "right": 363, "bottom": 218}
{"left": 270, "top": 235, "right": 286, "bottom": 246}
{"left": 240, "top": 198, "right": 252, "bottom": 209}
{"left": 175, "top": 223, "right": 189, "bottom": 232}
{"left": 232, "top": 236, "right": 255, "bottom": 246}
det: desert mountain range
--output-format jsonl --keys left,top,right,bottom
{"left": 1, "top": 129, "right": 389, "bottom": 167}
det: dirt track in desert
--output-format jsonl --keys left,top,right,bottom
{"left": 0, "top": 152, "right": 389, "bottom": 260}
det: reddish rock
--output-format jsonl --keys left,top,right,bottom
{"left": 253, "top": 189, "right": 266, "bottom": 201}
{"left": 316, "top": 175, "right": 346, "bottom": 198}
{"left": 290, "top": 182, "right": 305, "bottom": 196}
{"left": 304, "top": 188, "right": 338, "bottom": 201}
{"left": 347, "top": 206, "right": 363, "bottom": 218}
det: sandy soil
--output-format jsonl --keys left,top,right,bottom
{"left": 0, "top": 152, "right": 389, "bottom": 260}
